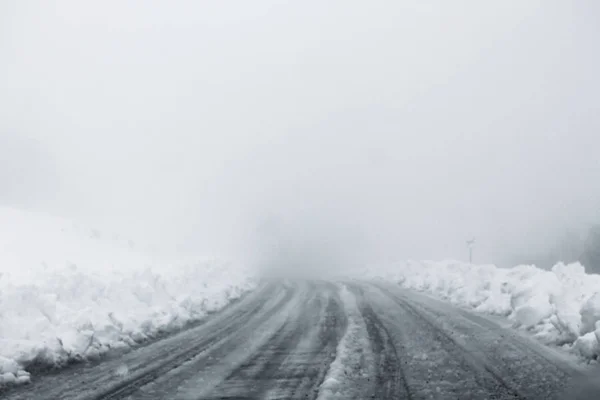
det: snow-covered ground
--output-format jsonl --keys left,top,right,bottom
{"left": 0, "top": 206, "right": 255, "bottom": 386}
{"left": 360, "top": 260, "right": 600, "bottom": 361}
{"left": 3, "top": 203, "right": 598, "bottom": 389}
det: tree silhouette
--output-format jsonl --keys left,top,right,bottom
{"left": 581, "top": 225, "right": 600, "bottom": 273}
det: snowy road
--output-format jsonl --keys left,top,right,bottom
{"left": 1, "top": 280, "right": 586, "bottom": 400}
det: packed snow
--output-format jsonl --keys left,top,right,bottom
{"left": 0, "top": 206, "right": 255, "bottom": 387}
{"left": 361, "top": 259, "right": 600, "bottom": 361}
{"left": 317, "top": 285, "right": 374, "bottom": 399}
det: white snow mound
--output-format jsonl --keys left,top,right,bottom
{"left": 0, "top": 206, "right": 255, "bottom": 386}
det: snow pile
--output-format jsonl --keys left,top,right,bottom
{"left": 363, "top": 260, "right": 600, "bottom": 360}
{"left": 0, "top": 206, "right": 255, "bottom": 386}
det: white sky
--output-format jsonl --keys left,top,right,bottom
{"left": 1, "top": 1, "right": 599, "bottom": 266}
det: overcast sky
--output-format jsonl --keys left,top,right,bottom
{"left": 1, "top": 1, "right": 599, "bottom": 266}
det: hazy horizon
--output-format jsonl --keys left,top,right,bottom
{"left": 2, "top": 1, "right": 599, "bottom": 267}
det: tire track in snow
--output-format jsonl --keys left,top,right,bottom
{"left": 374, "top": 283, "right": 526, "bottom": 399}
{"left": 92, "top": 284, "right": 298, "bottom": 400}
{"left": 348, "top": 284, "right": 412, "bottom": 400}
{"left": 186, "top": 281, "right": 344, "bottom": 400}
{"left": 132, "top": 282, "right": 317, "bottom": 399}
{"left": 389, "top": 285, "right": 579, "bottom": 399}
{"left": 455, "top": 304, "right": 578, "bottom": 375}
{"left": 262, "top": 287, "right": 346, "bottom": 400}
{"left": 202, "top": 297, "right": 318, "bottom": 399}
{"left": 316, "top": 284, "right": 376, "bottom": 400}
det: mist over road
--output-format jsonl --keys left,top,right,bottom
{"left": 2, "top": 280, "right": 586, "bottom": 400}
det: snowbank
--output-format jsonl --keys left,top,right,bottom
{"left": 361, "top": 260, "right": 600, "bottom": 361}
{"left": 0, "top": 206, "right": 255, "bottom": 386}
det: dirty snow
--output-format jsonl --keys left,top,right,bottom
{"left": 0, "top": 206, "right": 255, "bottom": 386}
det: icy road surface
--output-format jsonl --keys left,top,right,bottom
{"left": 1, "top": 280, "right": 588, "bottom": 400}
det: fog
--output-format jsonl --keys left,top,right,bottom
{"left": 1, "top": 1, "right": 599, "bottom": 268}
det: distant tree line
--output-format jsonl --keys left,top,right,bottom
{"left": 581, "top": 225, "right": 600, "bottom": 273}
{"left": 508, "top": 225, "right": 600, "bottom": 274}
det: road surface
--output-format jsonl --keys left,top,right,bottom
{"left": 1, "top": 280, "right": 589, "bottom": 399}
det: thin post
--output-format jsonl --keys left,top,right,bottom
{"left": 466, "top": 238, "right": 475, "bottom": 264}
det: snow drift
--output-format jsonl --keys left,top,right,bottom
{"left": 361, "top": 260, "right": 600, "bottom": 361}
{"left": 0, "top": 206, "right": 255, "bottom": 386}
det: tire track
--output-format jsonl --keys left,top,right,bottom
{"left": 278, "top": 292, "right": 346, "bottom": 399}
{"left": 373, "top": 283, "right": 526, "bottom": 399}
{"left": 203, "top": 282, "right": 345, "bottom": 400}
{"left": 207, "top": 309, "right": 312, "bottom": 398}
{"left": 92, "top": 284, "right": 298, "bottom": 400}
{"left": 388, "top": 286, "right": 578, "bottom": 399}
{"left": 454, "top": 306, "right": 578, "bottom": 375}
{"left": 350, "top": 285, "right": 412, "bottom": 400}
